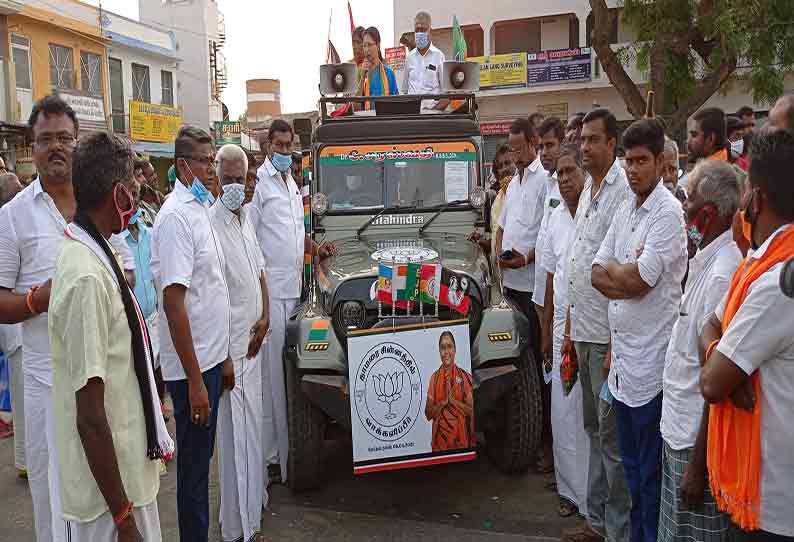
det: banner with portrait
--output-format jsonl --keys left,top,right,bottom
{"left": 347, "top": 320, "right": 476, "bottom": 474}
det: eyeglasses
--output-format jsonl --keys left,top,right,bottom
{"left": 181, "top": 154, "right": 216, "bottom": 167}
{"left": 34, "top": 134, "right": 76, "bottom": 148}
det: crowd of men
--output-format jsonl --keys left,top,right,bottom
{"left": 0, "top": 13, "right": 793, "bottom": 540}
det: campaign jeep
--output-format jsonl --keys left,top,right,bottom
{"left": 284, "top": 92, "right": 542, "bottom": 490}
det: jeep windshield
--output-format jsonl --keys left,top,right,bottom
{"left": 317, "top": 142, "right": 477, "bottom": 212}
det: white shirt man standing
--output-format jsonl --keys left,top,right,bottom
{"left": 403, "top": 11, "right": 449, "bottom": 112}
{"left": 249, "top": 119, "right": 335, "bottom": 486}
{"left": 151, "top": 126, "right": 233, "bottom": 542}
{"left": 658, "top": 161, "right": 741, "bottom": 542}
{"left": 592, "top": 119, "right": 688, "bottom": 542}
{"left": 210, "top": 144, "right": 271, "bottom": 542}
{"left": 0, "top": 95, "right": 78, "bottom": 542}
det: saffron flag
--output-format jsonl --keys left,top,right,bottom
{"left": 419, "top": 263, "right": 442, "bottom": 304}
{"left": 348, "top": 1, "right": 356, "bottom": 35}
{"left": 327, "top": 40, "right": 341, "bottom": 64}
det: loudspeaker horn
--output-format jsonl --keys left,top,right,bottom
{"left": 320, "top": 63, "right": 357, "bottom": 95}
{"left": 441, "top": 61, "right": 480, "bottom": 93}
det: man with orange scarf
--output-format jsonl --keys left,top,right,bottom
{"left": 425, "top": 331, "right": 475, "bottom": 452}
{"left": 700, "top": 128, "right": 794, "bottom": 542}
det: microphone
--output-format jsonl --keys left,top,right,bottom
{"left": 780, "top": 257, "right": 794, "bottom": 298}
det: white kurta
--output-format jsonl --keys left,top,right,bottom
{"left": 543, "top": 204, "right": 590, "bottom": 514}
{"left": 218, "top": 353, "right": 265, "bottom": 542}
{"left": 69, "top": 500, "right": 161, "bottom": 541}
{"left": 262, "top": 297, "right": 298, "bottom": 485}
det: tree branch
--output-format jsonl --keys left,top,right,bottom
{"left": 669, "top": 55, "right": 737, "bottom": 131}
{"left": 589, "top": 0, "right": 646, "bottom": 118}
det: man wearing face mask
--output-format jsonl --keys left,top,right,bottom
{"left": 404, "top": 11, "right": 449, "bottom": 112}
{"left": 657, "top": 160, "right": 740, "bottom": 542}
{"left": 49, "top": 132, "right": 172, "bottom": 541}
{"left": 209, "top": 144, "right": 270, "bottom": 542}
{"left": 250, "top": 119, "right": 335, "bottom": 487}
{"left": 151, "top": 126, "right": 233, "bottom": 542}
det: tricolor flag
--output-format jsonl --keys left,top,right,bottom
{"left": 308, "top": 319, "right": 330, "bottom": 342}
{"left": 419, "top": 263, "right": 442, "bottom": 304}
{"left": 394, "top": 263, "right": 420, "bottom": 302}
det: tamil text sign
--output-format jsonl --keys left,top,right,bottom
{"left": 527, "top": 47, "right": 592, "bottom": 86}
{"left": 129, "top": 100, "right": 182, "bottom": 143}
{"left": 59, "top": 91, "right": 105, "bottom": 124}
{"left": 347, "top": 320, "right": 476, "bottom": 474}
{"left": 214, "top": 121, "right": 242, "bottom": 146}
{"left": 469, "top": 53, "right": 527, "bottom": 90}
{"left": 385, "top": 46, "right": 407, "bottom": 73}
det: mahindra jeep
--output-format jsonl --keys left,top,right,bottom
{"left": 284, "top": 93, "right": 542, "bottom": 490}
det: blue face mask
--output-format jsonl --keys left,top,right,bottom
{"left": 190, "top": 176, "right": 211, "bottom": 204}
{"left": 271, "top": 152, "right": 292, "bottom": 173}
{"left": 415, "top": 31, "right": 429, "bottom": 50}
{"left": 129, "top": 208, "right": 142, "bottom": 225}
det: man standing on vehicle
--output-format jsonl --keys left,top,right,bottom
{"left": 497, "top": 117, "right": 546, "bottom": 397}
{"left": 403, "top": 11, "right": 449, "bottom": 112}
{"left": 250, "top": 119, "right": 335, "bottom": 487}
{"left": 561, "top": 108, "right": 632, "bottom": 542}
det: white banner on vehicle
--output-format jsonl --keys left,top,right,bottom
{"left": 347, "top": 319, "right": 476, "bottom": 474}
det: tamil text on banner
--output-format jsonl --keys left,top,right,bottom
{"left": 214, "top": 121, "right": 242, "bottom": 146}
{"left": 469, "top": 53, "right": 527, "bottom": 90}
{"left": 527, "top": 47, "right": 592, "bottom": 87}
{"left": 129, "top": 100, "right": 183, "bottom": 143}
{"left": 347, "top": 320, "right": 475, "bottom": 474}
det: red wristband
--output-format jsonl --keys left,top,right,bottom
{"left": 26, "top": 285, "right": 40, "bottom": 315}
{"left": 113, "top": 501, "right": 134, "bottom": 527}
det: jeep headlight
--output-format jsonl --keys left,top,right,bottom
{"left": 312, "top": 192, "right": 328, "bottom": 216}
{"left": 340, "top": 301, "right": 365, "bottom": 330}
{"left": 470, "top": 187, "right": 486, "bottom": 209}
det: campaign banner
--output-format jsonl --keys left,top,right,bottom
{"left": 129, "top": 100, "right": 182, "bottom": 143}
{"left": 214, "top": 121, "right": 242, "bottom": 146}
{"left": 527, "top": 47, "right": 592, "bottom": 86}
{"left": 385, "top": 46, "right": 407, "bottom": 72}
{"left": 347, "top": 320, "right": 476, "bottom": 474}
{"left": 469, "top": 53, "right": 527, "bottom": 90}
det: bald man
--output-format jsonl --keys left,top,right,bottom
{"left": 769, "top": 95, "right": 794, "bottom": 131}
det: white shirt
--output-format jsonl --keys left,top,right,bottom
{"left": 565, "top": 159, "right": 631, "bottom": 344}
{"left": 497, "top": 156, "right": 547, "bottom": 292}
{"left": 532, "top": 172, "right": 562, "bottom": 307}
{"left": 593, "top": 181, "right": 687, "bottom": 407}
{"left": 151, "top": 180, "right": 231, "bottom": 380}
{"left": 542, "top": 203, "right": 576, "bottom": 331}
{"left": 251, "top": 158, "right": 304, "bottom": 300}
{"left": 109, "top": 233, "right": 135, "bottom": 271}
{"left": 714, "top": 224, "right": 794, "bottom": 536}
{"left": 209, "top": 202, "right": 266, "bottom": 361}
{"left": 0, "top": 323, "right": 21, "bottom": 356}
{"left": 660, "top": 230, "right": 741, "bottom": 450}
{"left": 0, "top": 179, "right": 68, "bottom": 385}
{"left": 403, "top": 44, "right": 446, "bottom": 110}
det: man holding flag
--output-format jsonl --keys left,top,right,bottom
{"left": 403, "top": 11, "right": 449, "bottom": 112}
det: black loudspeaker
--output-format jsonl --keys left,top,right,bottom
{"left": 319, "top": 63, "right": 357, "bottom": 95}
{"left": 441, "top": 61, "right": 480, "bottom": 92}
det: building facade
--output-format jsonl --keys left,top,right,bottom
{"left": 246, "top": 78, "right": 281, "bottom": 124}
{"left": 138, "top": 0, "right": 226, "bottom": 132}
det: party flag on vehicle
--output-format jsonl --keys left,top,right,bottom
{"left": 377, "top": 263, "right": 393, "bottom": 304}
{"left": 419, "top": 263, "right": 442, "bottom": 304}
{"left": 394, "top": 262, "right": 420, "bottom": 302}
{"left": 308, "top": 319, "right": 330, "bottom": 342}
{"left": 452, "top": 15, "right": 467, "bottom": 61}
{"left": 439, "top": 268, "right": 471, "bottom": 315}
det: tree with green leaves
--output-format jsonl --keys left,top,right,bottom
{"left": 589, "top": 0, "right": 794, "bottom": 132}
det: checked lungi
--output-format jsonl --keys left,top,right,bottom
{"left": 658, "top": 443, "right": 728, "bottom": 542}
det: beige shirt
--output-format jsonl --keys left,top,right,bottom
{"left": 49, "top": 238, "right": 159, "bottom": 522}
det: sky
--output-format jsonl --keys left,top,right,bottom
{"left": 86, "top": 0, "right": 395, "bottom": 117}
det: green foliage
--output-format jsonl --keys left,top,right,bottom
{"left": 619, "top": 0, "right": 794, "bottom": 112}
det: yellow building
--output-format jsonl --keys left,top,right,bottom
{"left": 6, "top": 3, "right": 109, "bottom": 135}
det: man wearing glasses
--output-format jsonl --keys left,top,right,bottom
{"left": 0, "top": 94, "right": 77, "bottom": 542}
{"left": 151, "top": 125, "right": 233, "bottom": 542}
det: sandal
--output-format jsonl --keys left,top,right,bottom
{"left": 558, "top": 498, "right": 579, "bottom": 518}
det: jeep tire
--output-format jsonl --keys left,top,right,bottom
{"left": 285, "top": 355, "right": 326, "bottom": 491}
{"left": 484, "top": 350, "right": 542, "bottom": 473}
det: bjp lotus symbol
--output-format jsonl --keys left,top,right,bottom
{"left": 372, "top": 371, "right": 405, "bottom": 419}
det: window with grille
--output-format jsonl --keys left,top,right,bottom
{"left": 49, "top": 43, "right": 74, "bottom": 89}
{"left": 80, "top": 51, "right": 102, "bottom": 96}
{"left": 161, "top": 70, "right": 173, "bottom": 106}
{"left": 132, "top": 63, "right": 151, "bottom": 102}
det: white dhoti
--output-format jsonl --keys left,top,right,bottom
{"left": 144, "top": 312, "right": 160, "bottom": 368}
{"left": 9, "top": 348, "right": 25, "bottom": 470}
{"left": 261, "top": 297, "right": 297, "bottom": 485}
{"left": 219, "top": 353, "right": 265, "bottom": 542}
{"left": 24, "top": 371, "right": 67, "bottom": 542}
{"left": 551, "top": 317, "right": 590, "bottom": 516}
{"left": 68, "top": 500, "right": 161, "bottom": 541}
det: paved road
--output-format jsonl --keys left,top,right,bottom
{"left": 1, "top": 422, "right": 579, "bottom": 541}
